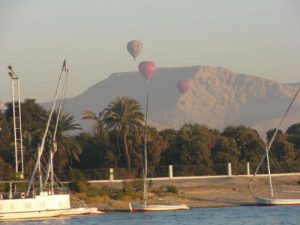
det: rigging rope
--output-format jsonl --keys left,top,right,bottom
{"left": 27, "top": 60, "right": 68, "bottom": 195}
{"left": 248, "top": 87, "right": 300, "bottom": 189}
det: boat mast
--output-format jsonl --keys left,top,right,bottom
{"left": 265, "top": 145, "right": 274, "bottom": 198}
{"left": 249, "top": 87, "right": 300, "bottom": 191}
{"left": 27, "top": 60, "right": 68, "bottom": 194}
{"left": 44, "top": 68, "right": 69, "bottom": 190}
{"left": 143, "top": 92, "right": 149, "bottom": 205}
{"left": 8, "top": 66, "right": 24, "bottom": 179}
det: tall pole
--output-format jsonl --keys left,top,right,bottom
{"left": 138, "top": 61, "right": 156, "bottom": 206}
{"left": 266, "top": 146, "right": 274, "bottom": 198}
{"left": 8, "top": 66, "right": 24, "bottom": 179}
{"left": 143, "top": 92, "right": 149, "bottom": 205}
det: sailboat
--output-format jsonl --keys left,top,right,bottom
{"left": 0, "top": 62, "right": 71, "bottom": 221}
{"left": 249, "top": 87, "right": 300, "bottom": 206}
{"left": 129, "top": 93, "right": 189, "bottom": 212}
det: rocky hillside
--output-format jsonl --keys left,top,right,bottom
{"left": 62, "top": 66, "right": 300, "bottom": 137}
{"left": 288, "top": 82, "right": 300, "bottom": 87}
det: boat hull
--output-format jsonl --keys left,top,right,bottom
{"left": 256, "top": 197, "right": 300, "bottom": 206}
{"left": 61, "top": 207, "right": 104, "bottom": 216}
{"left": 129, "top": 203, "right": 189, "bottom": 212}
{"left": 0, "top": 193, "right": 70, "bottom": 221}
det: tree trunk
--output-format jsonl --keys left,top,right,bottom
{"left": 123, "top": 130, "right": 131, "bottom": 175}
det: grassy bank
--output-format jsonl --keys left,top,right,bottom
{"left": 69, "top": 175, "right": 300, "bottom": 211}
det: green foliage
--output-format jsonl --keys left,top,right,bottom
{"left": 122, "top": 179, "right": 144, "bottom": 192}
{"left": 212, "top": 136, "right": 240, "bottom": 164}
{"left": 0, "top": 110, "right": 13, "bottom": 154}
{"left": 286, "top": 123, "right": 300, "bottom": 135}
{"left": 2, "top": 96, "right": 300, "bottom": 180}
{"left": 96, "top": 185, "right": 115, "bottom": 196}
{"left": 159, "top": 185, "right": 178, "bottom": 194}
{"left": 158, "top": 129, "right": 177, "bottom": 165}
{"left": 109, "top": 180, "right": 141, "bottom": 200}
{"left": 271, "top": 138, "right": 296, "bottom": 162}
{"left": 266, "top": 125, "right": 300, "bottom": 164}
{"left": 166, "top": 185, "right": 178, "bottom": 194}
{"left": 82, "top": 110, "right": 105, "bottom": 142}
{"left": 222, "top": 126, "right": 265, "bottom": 164}
{"left": 75, "top": 132, "right": 112, "bottom": 168}
{"left": 266, "top": 128, "right": 283, "bottom": 143}
{"left": 159, "top": 129, "right": 177, "bottom": 146}
{"left": 6, "top": 99, "right": 47, "bottom": 137}
{"left": 172, "top": 124, "right": 219, "bottom": 167}
{"left": 103, "top": 96, "right": 144, "bottom": 173}
{"left": 145, "top": 127, "right": 167, "bottom": 174}
{"left": 80, "top": 185, "right": 115, "bottom": 198}
{"left": 115, "top": 187, "right": 135, "bottom": 200}
{"left": 285, "top": 124, "right": 300, "bottom": 160}
{"left": 50, "top": 111, "right": 82, "bottom": 170}
{"left": 68, "top": 169, "right": 90, "bottom": 193}
{"left": 1, "top": 99, "right": 81, "bottom": 177}
{"left": 0, "top": 157, "right": 13, "bottom": 180}
{"left": 6, "top": 99, "right": 48, "bottom": 161}
{"left": 287, "top": 135, "right": 300, "bottom": 151}
{"left": 0, "top": 184, "right": 5, "bottom": 192}
{"left": 148, "top": 179, "right": 154, "bottom": 188}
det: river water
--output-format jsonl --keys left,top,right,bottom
{"left": 2, "top": 206, "right": 300, "bottom": 225}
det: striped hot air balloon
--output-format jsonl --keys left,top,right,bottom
{"left": 138, "top": 61, "right": 156, "bottom": 82}
{"left": 127, "top": 40, "right": 143, "bottom": 60}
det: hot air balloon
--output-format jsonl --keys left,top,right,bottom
{"left": 127, "top": 40, "right": 143, "bottom": 60}
{"left": 138, "top": 61, "right": 156, "bottom": 82}
{"left": 177, "top": 80, "right": 190, "bottom": 94}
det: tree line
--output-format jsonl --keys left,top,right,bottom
{"left": 0, "top": 97, "right": 300, "bottom": 180}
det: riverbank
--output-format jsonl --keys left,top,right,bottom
{"left": 70, "top": 174, "right": 300, "bottom": 211}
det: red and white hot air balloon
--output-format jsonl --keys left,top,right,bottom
{"left": 127, "top": 40, "right": 143, "bottom": 60}
{"left": 138, "top": 61, "right": 156, "bottom": 82}
{"left": 177, "top": 80, "right": 190, "bottom": 94}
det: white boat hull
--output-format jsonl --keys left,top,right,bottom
{"left": 256, "top": 197, "right": 300, "bottom": 206}
{"left": 0, "top": 193, "right": 70, "bottom": 221}
{"left": 61, "top": 207, "right": 104, "bottom": 216}
{"left": 129, "top": 203, "right": 189, "bottom": 212}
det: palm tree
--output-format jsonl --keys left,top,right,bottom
{"left": 103, "top": 97, "right": 144, "bottom": 173}
{"left": 49, "top": 111, "right": 82, "bottom": 171}
{"left": 81, "top": 110, "right": 105, "bottom": 142}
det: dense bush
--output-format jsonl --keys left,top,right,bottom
{"left": 68, "top": 169, "right": 90, "bottom": 192}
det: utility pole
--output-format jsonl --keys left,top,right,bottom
{"left": 8, "top": 66, "right": 24, "bottom": 179}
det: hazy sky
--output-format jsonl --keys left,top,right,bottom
{"left": 1, "top": 0, "right": 300, "bottom": 102}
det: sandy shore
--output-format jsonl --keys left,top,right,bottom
{"left": 71, "top": 174, "right": 300, "bottom": 211}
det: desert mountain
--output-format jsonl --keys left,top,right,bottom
{"left": 288, "top": 82, "right": 300, "bottom": 87}
{"left": 62, "top": 66, "right": 300, "bottom": 138}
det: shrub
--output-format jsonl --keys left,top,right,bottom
{"left": 166, "top": 185, "right": 178, "bottom": 194}
{"left": 159, "top": 185, "right": 178, "bottom": 194}
{"left": 122, "top": 179, "right": 143, "bottom": 192}
{"left": 68, "top": 169, "right": 90, "bottom": 193}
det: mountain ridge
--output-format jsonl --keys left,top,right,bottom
{"left": 57, "top": 66, "right": 300, "bottom": 137}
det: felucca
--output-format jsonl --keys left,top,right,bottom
{"left": 129, "top": 93, "right": 189, "bottom": 212}
{"left": 0, "top": 61, "right": 71, "bottom": 220}
{"left": 249, "top": 87, "right": 300, "bottom": 206}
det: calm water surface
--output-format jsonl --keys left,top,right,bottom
{"left": 2, "top": 206, "right": 300, "bottom": 225}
